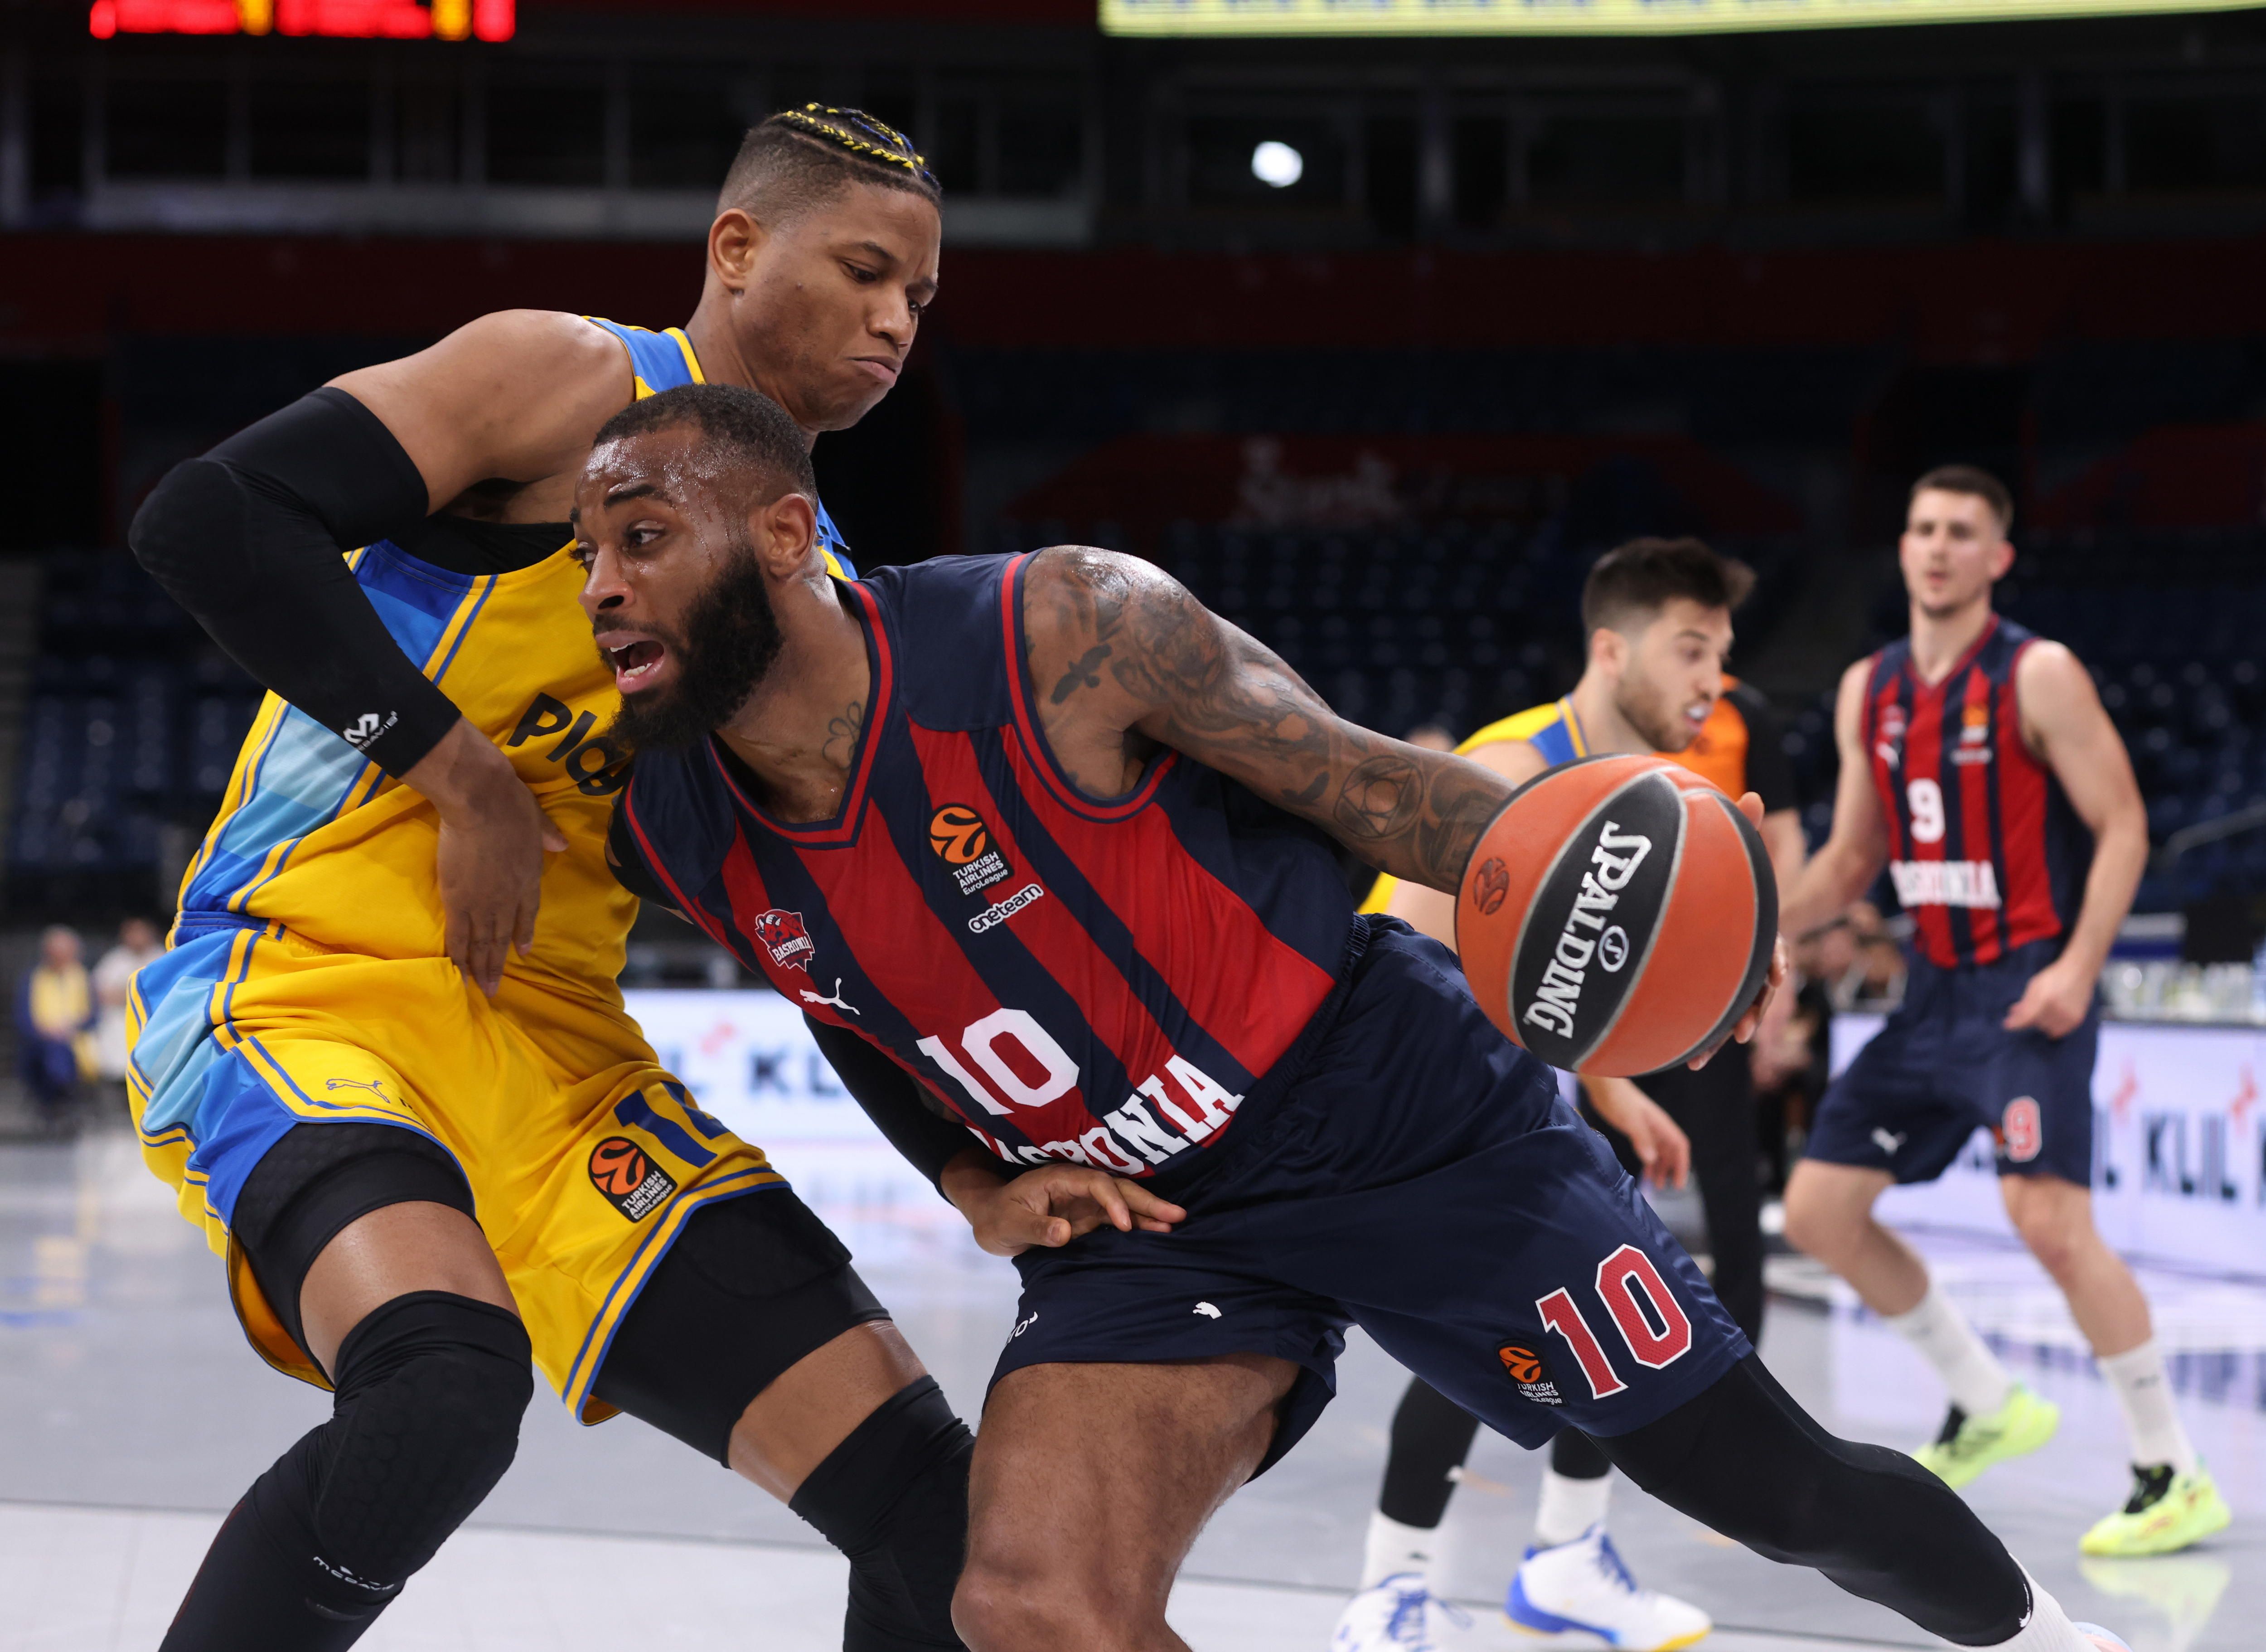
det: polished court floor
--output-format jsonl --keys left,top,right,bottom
{"left": 3, "top": 1125, "right": 2258, "bottom": 1651}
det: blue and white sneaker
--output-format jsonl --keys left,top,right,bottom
{"left": 1506, "top": 1526, "right": 1711, "bottom": 1649}
{"left": 1329, "top": 1573, "right": 1469, "bottom": 1651}
{"left": 2073, "top": 1627, "right": 2132, "bottom": 1652}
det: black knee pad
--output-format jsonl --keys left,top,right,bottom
{"left": 789, "top": 1376, "right": 973, "bottom": 1652}
{"left": 1595, "top": 1355, "right": 2028, "bottom": 1646}
{"left": 163, "top": 1294, "right": 532, "bottom": 1651}
{"left": 260, "top": 1294, "right": 532, "bottom": 1599}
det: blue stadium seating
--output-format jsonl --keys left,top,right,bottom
{"left": 10, "top": 552, "right": 261, "bottom": 914}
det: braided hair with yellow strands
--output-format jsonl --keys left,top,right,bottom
{"left": 717, "top": 103, "right": 941, "bottom": 225}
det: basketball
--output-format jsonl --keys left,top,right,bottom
{"left": 1455, "top": 754, "right": 1777, "bottom": 1077}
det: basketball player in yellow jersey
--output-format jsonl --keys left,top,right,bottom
{"left": 1337, "top": 537, "right": 1809, "bottom": 1652}
{"left": 125, "top": 108, "right": 975, "bottom": 1652}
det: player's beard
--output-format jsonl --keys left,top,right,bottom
{"left": 601, "top": 533, "right": 785, "bottom": 752}
{"left": 1612, "top": 673, "right": 1695, "bottom": 754}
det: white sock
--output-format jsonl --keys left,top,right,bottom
{"left": 1981, "top": 1569, "right": 2098, "bottom": 1650}
{"left": 1884, "top": 1280, "right": 2014, "bottom": 1417}
{"left": 2097, "top": 1338, "right": 2196, "bottom": 1473}
{"left": 1360, "top": 1511, "right": 1442, "bottom": 1590}
{"left": 1532, "top": 1468, "right": 1612, "bottom": 1548}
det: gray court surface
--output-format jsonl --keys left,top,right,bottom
{"left": 2, "top": 1125, "right": 2256, "bottom": 1650}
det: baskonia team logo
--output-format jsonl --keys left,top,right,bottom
{"left": 588, "top": 1136, "right": 678, "bottom": 1222}
{"left": 928, "top": 803, "right": 1015, "bottom": 898}
{"left": 750, "top": 908, "right": 816, "bottom": 972}
{"left": 1875, "top": 702, "right": 1908, "bottom": 768}
{"left": 1497, "top": 1341, "right": 1565, "bottom": 1405}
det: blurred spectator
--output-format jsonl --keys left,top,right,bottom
{"left": 19, "top": 925, "right": 95, "bottom": 1132}
{"left": 1403, "top": 722, "right": 1456, "bottom": 752}
{"left": 92, "top": 917, "right": 164, "bottom": 1116}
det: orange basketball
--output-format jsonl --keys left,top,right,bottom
{"left": 1456, "top": 754, "right": 1776, "bottom": 1077}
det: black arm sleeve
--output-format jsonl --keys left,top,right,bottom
{"left": 128, "top": 386, "right": 462, "bottom": 779}
{"left": 1727, "top": 683, "right": 1799, "bottom": 816}
{"left": 806, "top": 1015, "right": 978, "bottom": 1197}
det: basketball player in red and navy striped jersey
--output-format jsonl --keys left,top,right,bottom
{"left": 1782, "top": 465, "right": 2226, "bottom": 1557}
{"left": 583, "top": 387, "right": 2130, "bottom": 1652}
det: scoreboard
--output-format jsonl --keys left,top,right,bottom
{"left": 89, "top": 0, "right": 514, "bottom": 39}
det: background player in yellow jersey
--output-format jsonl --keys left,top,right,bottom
{"left": 124, "top": 108, "right": 976, "bottom": 1651}
{"left": 1335, "top": 538, "right": 1806, "bottom": 1652}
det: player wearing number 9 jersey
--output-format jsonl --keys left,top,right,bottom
{"left": 592, "top": 382, "right": 2127, "bottom": 1652}
{"left": 1782, "top": 465, "right": 2226, "bottom": 1557}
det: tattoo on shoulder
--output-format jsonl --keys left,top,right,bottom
{"left": 823, "top": 699, "right": 865, "bottom": 767}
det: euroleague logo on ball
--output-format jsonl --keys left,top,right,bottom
{"left": 1471, "top": 856, "right": 1511, "bottom": 917}
{"left": 588, "top": 1136, "right": 678, "bottom": 1222}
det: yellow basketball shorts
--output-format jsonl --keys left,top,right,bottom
{"left": 127, "top": 916, "right": 783, "bottom": 1422}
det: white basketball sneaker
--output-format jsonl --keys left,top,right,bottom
{"left": 2073, "top": 1627, "right": 2132, "bottom": 1652}
{"left": 1506, "top": 1526, "right": 1712, "bottom": 1649}
{"left": 1330, "top": 1573, "right": 1469, "bottom": 1651}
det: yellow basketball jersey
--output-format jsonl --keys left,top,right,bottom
{"left": 172, "top": 320, "right": 853, "bottom": 1006}
{"left": 174, "top": 543, "right": 639, "bottom": 999}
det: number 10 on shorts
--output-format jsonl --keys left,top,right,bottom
{"left": 1535, "top": 1245, "right": 1695, "bottom": 1400}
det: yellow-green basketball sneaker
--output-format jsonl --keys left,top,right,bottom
{"left": 1910, "top": 1385, "right": 2061, "bottom": 1489}
{"left": 2080, "top": 1463, "right": 2232, "bottom": 1557}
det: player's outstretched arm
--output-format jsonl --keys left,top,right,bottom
{"left": 1384, "top": 739, "right": 1548, "bottom": 945}
{"left": 131, "top": 311, "right": 627, "bottom": 993}
{"left": 1022, "top": 547, "right": 1514, "bottom": 895}
{"left": 2005, "top": 641, "right": 2146, "bottom": 1037}
{"left": 1778, "top": 656, "right": 1892, "bottom": 939}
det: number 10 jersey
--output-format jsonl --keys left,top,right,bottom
{"left": 614, "top": 552, "right": 1360, "bottom": 1187}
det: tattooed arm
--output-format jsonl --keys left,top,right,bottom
{"left": 1024, "top": 546, "right": 1512, "bottom": 894}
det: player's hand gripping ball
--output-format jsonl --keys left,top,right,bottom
{"left": 1455, "top": 754, "right": 1778, "bottom": 1076}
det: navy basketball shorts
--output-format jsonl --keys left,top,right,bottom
{"left": 991, "top": 920, "right": 1750, "bottom": 1474}
{"left": 1805, "top": 937, "right": 2098, "bottom": 1188}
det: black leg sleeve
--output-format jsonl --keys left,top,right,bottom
{"left": 1377, "top": 1378, "right": 1484, "bottom": 1529}
{"left": 1549, "top": 1428, "right": 1613, "bottom": 1480}
{"left": 789, "top": 1376, "right": 973, "bottom": 1652}
{"left": 1678, "top": 1051, "right": 1767, "bottom": 1346}
{"left": 1595, "top": 1354, "right": 2029, "bottom": 1646}
{"left": 1584, "top": 1054, "right": 1767, "bottom": 1346}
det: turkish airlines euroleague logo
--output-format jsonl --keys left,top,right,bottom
{"left": 929, "top": 805, "right": 990, "bottom": 863}
{"left": 1497, "top": 1342, "right": 1564, "bottom": 1405}
{"left": 589, "top": 1136, "right": 677, "bottom": 1222}
{"left": 930, "top": 803, "right": 1014, "bottom": 897}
